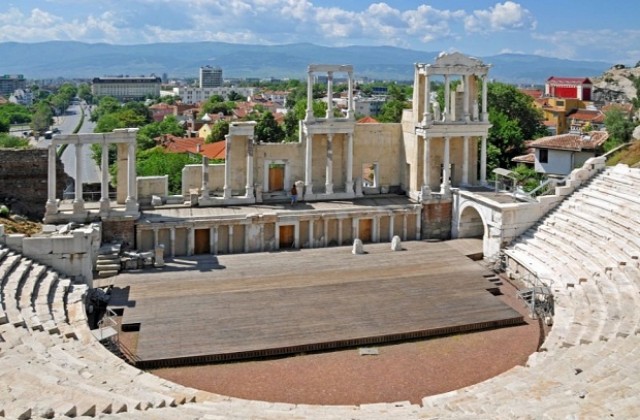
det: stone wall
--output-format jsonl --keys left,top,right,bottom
{"left": 102, "top": 218, "right": 136, "bottom": 250}
{"left": 0, "top": 149, "right": 67, "bottom": 219}
{"left": 421, "top": 198, "right": 452, "bottom": 240}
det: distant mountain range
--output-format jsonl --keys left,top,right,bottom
{"left": 0, "top": 41, "right": 613, "bottom": 84}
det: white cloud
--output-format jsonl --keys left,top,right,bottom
{"left": 465, "top": 1, "right": 536, "bottom": 33}
{"left": 532, "top": 29, "right": 640, "bottom": 63}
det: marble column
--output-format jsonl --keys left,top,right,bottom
{"left": 338, "top": 219, "right": 343, "bottom": 246}
{"left": 481, "top": 135, "right": 487, "bottom": 185}
{"left": 347, "top": 71, "right": 354, "bottom": 119}
{"left": 245, "top": 136, "right": 254, "bottom": 198}
{"left": 422, "top": 136, "right": 431, "bottom": 195}
{"left": 73, "top": 143, "right": 85, "bottom": 213}
{"left": 482, "top": 76, "right": 489, "bottom": 122}
{"left": 325, "top": 134, "right": 333, "bottom": 194}
{"left": 304, "top": 133, "right": 313, "bottom": 196}
{"left": 210, "top": 226, "right": 216, "bottom": 255}
{"left": 46, "top": 144, "right": 58, "bottom": 215}
{"left": 441, "top": 136, "right": 451, "bottom": 195}
{"left": 443, "top": 75, "right": 450, "bottom": 122}
{"left": 463, "top": 75, "right": 470, "bottom": 122}
{"left": 305, "top": 70, "right": 314, "bottom": 121}
{"left": 345, "top": 133, "right": 354, "bottom": 194}
{"left": 100, "top": 142, "right": 110, "bottom": 213}
{"left": 201, "top": 156, "right": 209, "bottom": 198}
{"left": 187, "top": 227, "right": 194, "bottom": 256}
{"left": 228, "top": 225, "right": 234, "bottom": 254}
{"left": 223, "top": 134, "right": 232, "bottom": 199}
{"left": 402, "top": 213, "right": 408, "bottom": 241}
{"left": 415, "top": 209, "right": 422, "bottom": 240}
{"left": 125, "top": 142, "right": 138, "bottom": 212}
{"left": 423, "top": 73, "right": 431, "bottom": 125}
{"left": 326, "top": 71, "right": 333, "bottom": 119}
{"left": 462, "top": 136, "right": 470, "bottom": 186}
{"left": 153, "top": 228, "right": 159, "bottom": 248}
{"left": 323, "top": 218, "right": 329, "bottom": 247}
{"left": 211, "top": 226, "right": 218, "bottom": 255}
{"left": 308, "top": 219, "right": 314, "bottom": 249}
{"left": 389, "top": 214, "right": 395, "bottom": 240}
{"left": 170, "top": 227, "right": 176, "bottom": 258}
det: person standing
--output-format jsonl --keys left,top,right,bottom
{"left": 290, "top": 184, "right": 298, "bottom": 206}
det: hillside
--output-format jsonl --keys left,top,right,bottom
{"left": 592, "top": 64, "right": 640, "bottom": 102}
{"left": 0, "top": 41, "right": 613, "bottom": 84}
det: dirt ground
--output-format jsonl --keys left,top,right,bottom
{"left": 0, "top": 216, "right": 42, "bottom": 236}
{"left": 147, "top": 278, "right": 543, "bottom": 406}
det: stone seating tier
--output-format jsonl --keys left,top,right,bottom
{"left": 3, "top": 165, "right": 640, "bottom": 418}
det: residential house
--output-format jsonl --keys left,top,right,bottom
{"left": 528, "top": 131, "right": 608, "bottom": 175}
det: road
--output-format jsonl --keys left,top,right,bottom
{"left": 56, "top": 103, "right": 102, "bottom": 190}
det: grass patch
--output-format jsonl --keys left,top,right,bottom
{"left": 607, "top": 141, "right": 640, "bottom": 167}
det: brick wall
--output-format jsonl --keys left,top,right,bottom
{"left": 421, "top": 199, "right": 452, "bottom": 240}
{"left": 102, "top": 219, "right": 135, "bottom": 250}
{"left": 0, "top": 149, "right": 67, "bottom": 220}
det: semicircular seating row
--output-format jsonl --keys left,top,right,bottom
{"left": 1, "top": 164, "right": 640, "bottom": 419}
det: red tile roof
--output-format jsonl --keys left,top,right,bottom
{"left": 546, "top": 77, "right": 592, "bottom": 85}
{"left": 512, "top": 153, "right": 535, "bottom": 164}
{"left": 357, "top": 116, "right": 379, "bottom": 123}
{"left": 570, "top": 109, "right": 604, "bottom": 123}
{"left": 155, "top": 135, "right": 205, "bottom": 154}
{"left": 519, "top": 89, "right": 543, "bottom": 99}
{"left": 187, "top": 141, "right": 226, "bottom": 160}
{"left": 529, "top": 131, "right": 608, "bottom": 151}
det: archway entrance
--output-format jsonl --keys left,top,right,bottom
{"left": 458, "top": 206, "right": 485, "bottom": 239}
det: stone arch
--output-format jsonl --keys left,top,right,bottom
{"left": 457, "top": 203, "right": 487, "bottom": 239}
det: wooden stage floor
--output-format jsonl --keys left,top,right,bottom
{"left": 107, "top": 241, "right": 523, "bottom": 368}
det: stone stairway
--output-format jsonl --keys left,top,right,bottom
{"left": 96, "top": 243, "right": 122, "bottom": 278}
{"left": 3, "top": 164, "right": 640, "bottom": 418}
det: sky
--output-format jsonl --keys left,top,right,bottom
{"left": 1, "top": 1, "right": 638, "bottom": 64}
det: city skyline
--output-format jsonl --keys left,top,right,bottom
{"left": 1, "top": 1, "right": 638, "bottom": 65}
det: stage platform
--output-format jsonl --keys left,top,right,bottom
{"left": 106, "top": 241, "right": 523, "bottom": 368}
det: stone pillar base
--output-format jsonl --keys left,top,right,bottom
{"left": 125, "top": 198, "right": 139, "bottom": 214}
{"left": 325, "top": 183, "right": 333, "bottom": 195}
{"left": 223, "top": 187, "right": 232, "bottom": 199}
{"left": 72, "top": 200, "right": 85, "bottom": 214}
{"left": 245, "top": 186, "right": 254, "bottom": 198}
{"left": 99, "top": 199, "right": 110, "bottom": 215}
{"left": 345, "top": 180, "right": 354, "bottom": 194}
{"left": 420, "top": 185, "right": 432, "bottom": 201}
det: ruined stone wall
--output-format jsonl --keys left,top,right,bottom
{"left": 0, "top": 149, "right": 67, "bottom": 220}
{"left": 102, "top": 219, "right": 135, "bottom": 250}
{"left": 422, "top": 198, "right": 452, "bottom": 240}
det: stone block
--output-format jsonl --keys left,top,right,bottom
{"left": 22, "top": 237, "right": 53, "bottom": 256}
{"left": 352, "top": 238, "right": 364, "bottom": 255}
{"left": 151, "top": 195, "right": 163, "bottom": 206}
{"left": 51, "top": 236, "right": 85, "bottom": 254}
{"left": 391, "top": 235, "right": 402, "bottom": 251}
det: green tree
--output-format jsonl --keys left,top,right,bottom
{"left": 228, "top": 91, "right": 243, "bottom": 101}
{"left": 77, "top": 83, "right": 93, "bottom": 104}
{"left": 255, "top": 112, "right": 284, "bottom": 143}
{"left": 0, "top": 116, "right": 8, "bottom": 133}
{"left": 136, "top": 147, "right": 200, "bottom": 194}
{"left": 604, "top": 108, "right": 635, "bottom": 150}
{"left": 202, "top": 100, "right": 236, "bottom": 116}
{"left": 377, "top": 99, "right": 409, "bottom": 123}
{"left": 30, "top": 102, "right": 53, "bottom": 134}
{"left": 91, "top": 96, "right": 120, "bottom": 122}
{"left": 206, "top": 120, "right": 229, "bottom": 143}
{"left": 485, "top": 82, "right": 546, "bottom": 171}
{"left": 137, "top": 115, "right": 185, "bottom": 150}
{"left": 283, "top": 110, "right": 299, "bottom": 142}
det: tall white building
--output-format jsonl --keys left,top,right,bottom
{"left": 199, "top": 66, "right": 223, "bottom": 88}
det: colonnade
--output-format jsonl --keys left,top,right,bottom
{"left": 303, "top": 64, "right": 356, "bottom": 198}
{"left": 45, "top": 129, "right": 139, "bottom": 221}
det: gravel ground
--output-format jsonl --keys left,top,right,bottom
{"left": 149, "top": 277, "right": 543, "bottom": 406}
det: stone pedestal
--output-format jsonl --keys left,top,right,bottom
{"left": 352, "top": 238, "right": 364, "bottom": 255}
{"left": 154, "top": 245, "right": 165, "bottom": 268}
{"left": 391, "top": 235, "right": 402, "bottom": 251}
